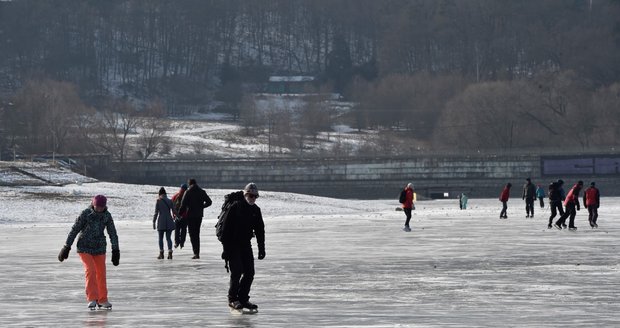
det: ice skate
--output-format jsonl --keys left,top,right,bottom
{"left": 402, "top": 225, "right": 411, "bottom": 232}
{"left": 87, "top": 300, "right": 97, "bottom": 311}
{"left": 241, "top": 301, "right": 258, "bottom": 313}
{"left": 97, "top": 301, "right": 112, "bottom": 310}
{"left": 553, "top": 223, "right": 562, "bottom": 230}
{"left": 568, "top": 226, "right": 578, "bottom": 231}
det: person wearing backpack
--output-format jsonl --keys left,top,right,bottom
{"left": 153, "top": 187, "right": 177, "bottom": 260}
{"left": 583, "top": 181, "right": 600, "bottom": 228}
{"left": 220, "top": 182, "right": 265, "bottom": 312}
{"left": 547, "top": 179, "right": 565, "bottom": 229}
{"left": 171, "top": 183, "right": 188, "bottom": 249}
{"left": 400, "top": 183, "right": 415, "bottom": 231}
{"left": 179, "top": 178, "right": 212, "bottom": 259}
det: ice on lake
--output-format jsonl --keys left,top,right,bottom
{"left": 0, "top": 182, "right": 619, "bottom": 327}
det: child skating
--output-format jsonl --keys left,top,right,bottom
{"left": 58, "top": 195, "right": 120, "bottom": 310}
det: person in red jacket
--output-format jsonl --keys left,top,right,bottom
{"left": 171, "top": 183, "right": 188, "bottom": 249}
{"left": 499, "top": 183, "right": 512, "bottom": 219}
{"left": 401, "top": 183, "right": 415, "bottom": 231}
{"left": 554, "top": 181, "right": 584, "bottom": 231}
{"left": 583, "top": 181, "right": 600, "bottom": 228}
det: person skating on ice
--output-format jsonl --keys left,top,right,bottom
{"left": 58, "top": 195, "right": 120, "bottom": 310}
{"left": 179, "top": 178, "right": 212, "bottom": 259}
{"left": 536, "top": 184, "right": 545, "bottom": 208}
{"left": 554, "top": 181, "right": 584, "bottom": 231}
{"left": 171, "top": 183, "right": 188, "bottom": 249}
{"left": 499, "top": 183, "right": 511, "bottom": 219}
{"left": 220, "top": 183, "right": 265, "bottom": 312}
{"left": 583, "top": 182, "right": 600, "bottom": 228}
{"left": 547, "top": 179, "right": 566, "bottom": 229}
{"left": 153, "top": 187, "right": 177, "bottom": 259}
{"left": 522, "top": 178, "right": 536, "bottom": 218}
{"left": 401, "top": 183, "right": 415, "bottom": 231}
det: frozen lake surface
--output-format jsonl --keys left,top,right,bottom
{"left": 0, "top": 182, "right": 619, "bottom": 327}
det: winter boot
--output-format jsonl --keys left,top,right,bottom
{"left": 167, "top": 250, "right": 173, "bottom": 260}
{"left": 157, "top": 251, "right": 164, "bottom": 259}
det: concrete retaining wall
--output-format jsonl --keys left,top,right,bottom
{"left": 107, "top": 155, "right": 619, "bottom": 199}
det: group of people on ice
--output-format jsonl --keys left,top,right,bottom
{"left": 58, "top": 179, "right": 265, "bottom": 313}
{"left": 498, "top": 178, "right": 601, "bottom": 231}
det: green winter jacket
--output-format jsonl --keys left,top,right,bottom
{"left": 65, "top": 206, "right": 119, "bottom": 255}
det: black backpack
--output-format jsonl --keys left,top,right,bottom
{"left": 214, "top": 191, "right": 245, "bottom": 243}
{"left": 399, "top": 189, "right": 407, "bottom": 203}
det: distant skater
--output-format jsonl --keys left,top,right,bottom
{"left": 547, "top": 179, "right": 566, "bottom": 229}
{"left": 171, "top": 183, "right": 188, "bottom": 249}
{"left": 583, "top": 182, "right": 600, "bottom": 228}
{"left": 522, "top": 178, "right": 536, "bottom": 218}
{"left": 179, "top": 178, "right": 212, "bottom": 259}
{"left": 58, "top": 195, "right": 120, "bottom": 310}
{"left": 499, "top": 183, "right": 511, "bottom": 219}
{"left": 554, "top": 181, "right": 584, "bottom": 231}
{"left": 459, "top": 193, "right": 468, "bottom": 210}
{"left": 536, "top": 184, "right": 545, "bottom": 208}
{"left": 153, "top": 187, "right": 176, "bottom": 260}
{"left": 400, "top": 183, "right": 415, "bottom": 231}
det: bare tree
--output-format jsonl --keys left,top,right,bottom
{"left": 96, "top": 100, "right": 140, "bottom": 162}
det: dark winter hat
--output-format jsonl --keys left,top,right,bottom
{"left": 558, "top": 179, "right": 564, "bottom": 185}
{"left": 507, "top": 183, "right": 512, "bottom": 188}
{"left": 180, "top": 183, "right": 188, "bottom": 190}
{"left": 526, "top": 177, "right": 531, "bottom": 182}
{"left": 577, "top": 180, "right": 583, "bottom": 185}
{"left": 244, "top": 182, "right": 259, "bottom": 196}
{"left": 92, "top": 194, "right": 107, "bottom": 207}
{"left": 590, "top": 181, "right": 595, "bottom": 186}
{"left": 188, "top": 178, "right": 197, "bottom": 186}
{"left": 159, "top": 187, "right": 166, "bottom": 195}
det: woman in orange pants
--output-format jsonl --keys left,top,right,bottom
{"left": 58, "top": 195, "right": 120, "bottom": 310}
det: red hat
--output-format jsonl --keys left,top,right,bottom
{"left": 92, "top": 195, "right": 107, "bottom": 207}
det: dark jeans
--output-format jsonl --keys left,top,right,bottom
{"left": 158, "top": 230, "right": 173, "bottom": 251}
{"left": 588, "top": 206, "right": 599, "bottom": 224}
{"left": 538, "top": 197, "right": 545, "bottom": 208}
{"left": 228, "top": 246, "right": 255, "bottom": 303}
{"left": 174, "top": 219, "right": 187, "bottom": 247}
{"left": 187, "top": 217, "right": 203, "bottom": 256}
{"left": 556, "top": 203, "right": 577, "bottom": 228}
{"left": 525, "top": 198, "right": 535, "bottom": 216}
{"left": 548, "top": 201, "right": 565, "bottom": 225}
{"left": 500, "top": 201, "right": 508, "bottom": 217}
{"left": 403, "top": 208, "right": 412, "bottom": 226}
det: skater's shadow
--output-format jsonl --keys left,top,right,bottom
{"left": 84, "top": 310, "right": 108, "bottom": 327}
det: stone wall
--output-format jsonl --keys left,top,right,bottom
{"left": 108, "top": 154, "right": 619, "bottom": 199}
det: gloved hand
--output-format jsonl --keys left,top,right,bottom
{"left": 576, "top": 203, "right": 580, "bottom": 211}
{"left": 112, "top": 249, "right": 120, "bottom": 266}
{"left": 58, "top": 245, "right": 70, "bottom": 262}
{"left": 153, "top": 222, "right": 156, "bottom": 230}
{"left": 221, "top": 251, "right": 228, "bottom": 260}
{"left": 258, "top": 248, "right": 265, "bottom": 260}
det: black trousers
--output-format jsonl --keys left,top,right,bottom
{"left": 403, "top": 208, "right": 412, "bottom": 226}
{"left": 228, "top": 246, "right": 255, "bottom": 303}
{"left": 548, "top": 201, "right": 565, "bottom": 225}
{"left": 556, "top": 203, "right": 577, "bottom": 228}
{"left": 588, "top": 207, "right": 599, "bottom": 224}
{"left": 174, "top": 218, "right": 187, "bottom": 247}
{"left": 500, "top": 201, "right": 508, "bottom": 217}
{"left": 187, "top": 217, "right": 203, "bottom": 256}
{"left": 538, "top": 197, "right": 545, "bottom": 208}
{"left": 525, "top": 198, "right": 535, "bottom": 216}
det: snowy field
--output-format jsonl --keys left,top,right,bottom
{"left": 0, "top": 182, "right": 619, "bottom": 327}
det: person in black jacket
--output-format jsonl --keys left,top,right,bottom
{"left": 179, "top": 178, "right": 212, "bottom": 259}
{"left": 522, "top": 178, "right": 537, "bottom": 218}
{"left": 221, "top": 182, "right": 265, "bottom": 312}
{"left": 547, "top": 179, "right": 565, "bottom": 229}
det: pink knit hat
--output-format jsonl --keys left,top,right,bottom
{"left": 92, "top": 195, "right": 107, "bottom": 207}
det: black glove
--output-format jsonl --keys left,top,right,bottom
{"left": 258, "top": 249, "right": 265, "bottom": 260}
{"left": 221, "top": 251, "right": 228, "bottom": 260}
{"left": 112, "top": 249, "right": 120, "bottom": 266}
{"left": 576, "top": 203, "right": 580, "bottom": 211}
{"left": 58, "top": 245, "right": 70, "bottom": 262}
{"left": 153, "top": 222, "right": 156, "bottom": 230}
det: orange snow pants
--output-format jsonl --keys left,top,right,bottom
{"left": 79, "top": 253, "right": 108, "bottom": 302}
